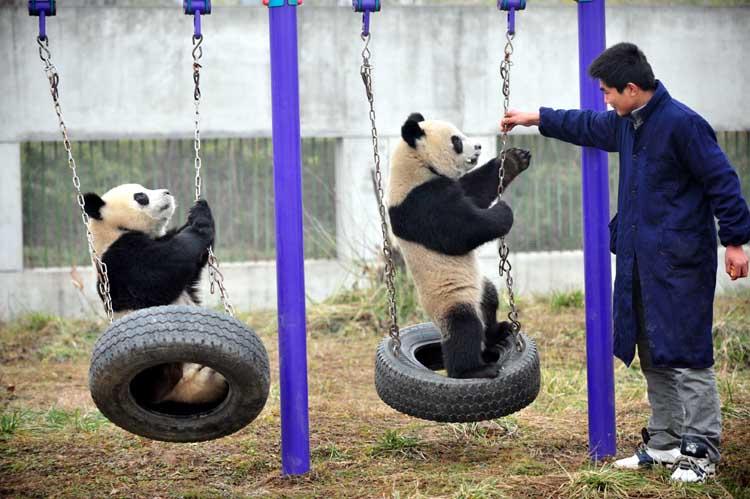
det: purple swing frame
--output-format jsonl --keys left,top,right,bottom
{"left": 29, "top": 0, "right": 615, "bottom": 477}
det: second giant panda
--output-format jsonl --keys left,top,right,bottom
{"left": 387, "top": 113, "right": 531, "bottom": 379}
{"left": 83, "top": 184, "right": 227, "bottom": 404}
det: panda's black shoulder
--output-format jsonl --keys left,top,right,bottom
{"left": 393, "top": 175, "right": 462, "bottom": 210}
{"left": 106, "top": 230, "right": 156, "bottom": 253}
{"left": 388, "top": 175, "right": 463, "bottom": 238}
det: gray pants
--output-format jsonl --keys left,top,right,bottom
{"left": 634, "top": 261, "right": 722, "bottom": 463}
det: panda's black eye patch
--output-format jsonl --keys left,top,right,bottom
{"left": 134, "top": 193, "right": 149, "bottom": 206}
{"left": 451, "top": 135, "right": 464, "bottom": 154}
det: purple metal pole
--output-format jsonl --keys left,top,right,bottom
{"left": 578, "top": 0, "right": 616, "bottom": 461}
{"left": 194, "top": 11, "right": 202, "bottom": 38}
{"left": 268, "top": 3, "right": 311, "bottom": 476}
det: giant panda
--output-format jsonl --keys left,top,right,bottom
{"left": 387, "top": 113, "right": 531, "bottom": 379}
{"left": 83, "top": 184, "right": 227, "bottom": 404}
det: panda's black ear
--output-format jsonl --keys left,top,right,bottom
{"left": 402, "top": 115, "right": 426, "bottom": 148}
{"left": 407, "top": 112, "right": 425, "bottom": 123}
{"left": 83, "top": 193, "right": 105, "bottom": 220}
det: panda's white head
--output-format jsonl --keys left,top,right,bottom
{"left": 83, "top": 184, "right": 176, "bottom": 253}
{"left": 399, "top": 112, "right": 482, "bottom": 179}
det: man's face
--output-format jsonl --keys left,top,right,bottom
{"left": 600, "top": 81, "right": 640, "bottom": 116}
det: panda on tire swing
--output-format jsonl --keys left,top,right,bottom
{"left": 387, "top": 113, "right": 531, "bottom": 379}
{"left": 83, "top": 184, "right": 227, "bottom": 405}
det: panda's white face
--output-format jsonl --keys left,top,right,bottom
{"left": 99, "top": 184, "right": 176, "bottom": 237}
{"left": 407, "top": 118, "right": 483, "bottom": 179}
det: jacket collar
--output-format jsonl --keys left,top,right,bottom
{"left": 632, "top": 80, "right": 670, "bottom": 124}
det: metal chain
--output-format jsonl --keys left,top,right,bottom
{"left": 37, "top": 37, "right": 115, "bottom": 323}
{"left": 497, "top": 32, "right": 523, "bottom": 350}
{"left": 191, "top": 34, "right": 235, "bottom": 318}
{"left": 360, "top": 34, "right": 401, "bottom": 352}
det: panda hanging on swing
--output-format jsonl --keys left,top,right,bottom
{"left": 83, "top": 184, "right": 227, "bottom": 405}
{"left": 387, "top": 113, "right": 531, "bottom": 379}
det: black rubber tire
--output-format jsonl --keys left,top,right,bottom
{"left": 89, "top": 305, "right": 270, "bottom": 442}
{"left": 375, "top": 323, "right": 541, "bottom": 422}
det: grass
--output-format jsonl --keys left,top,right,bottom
{"left": 549, "top": 290, "right": 585, "bottom": 311}
{"left": 371, "top": 429, "right": 426, "bottom": 459}
{"left": 0, "top": 287, "right": 748, "bottom": 497}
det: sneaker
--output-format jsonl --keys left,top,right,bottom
{"left": 614, "top": 428, "right": 681, "bottom": 469}
{"left": 614, "top": 444, "right": 681, "bottom": 469}
{"left": 670, "top": 441, "right": 716, "bottom": 483}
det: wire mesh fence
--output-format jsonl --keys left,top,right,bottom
{"left": 20, "top": 131, "right": 749, "bottom": 267}
{"left": 499, "top": 131, "right": 750, "bottom": 252}
{"left": 21, "top": 137, "right": 338, "bottom": 268}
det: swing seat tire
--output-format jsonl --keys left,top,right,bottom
{"left": 89, "top": 305, "right": 270, "bottom": 443}
{"left": 375, "top": 323, "right": 541, "bottom": 422}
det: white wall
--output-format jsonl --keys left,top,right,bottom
{"left": 2, "top": 6, "right": 749, "bottom": 141}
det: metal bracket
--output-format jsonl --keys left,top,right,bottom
{"left": 263, "top": 0, "right": 303, "bottom": 7}
{"left": 28, "top": 0, "right": 56, "bottom": 40}
{"left": 353, "top": 0, "right": 380, "bottom": 37}
{"left": 184, "top": 0, "right": 211, "bottom": 39}
{"left": 498, "top": 0, "right": 526, "bottom": 36}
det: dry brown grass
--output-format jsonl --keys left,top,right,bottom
{"left": 1, "top": 289, "right": 748, "bottom": 498}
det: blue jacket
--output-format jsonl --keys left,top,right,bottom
{"left": 539, "top": 81, "right": 750, "bottom": 368}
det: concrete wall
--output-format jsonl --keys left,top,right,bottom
{"left": 1, "top": 5, "right": 749, "bottom": 319}
{"left": 3, "top": 6, "right": 749, "bottom": 141}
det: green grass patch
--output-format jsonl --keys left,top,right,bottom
{"left": 0, "top": 314, "right": 101, "bottom": 363}
{"left": 43, "top": 408, "right": 109, "bottom": 433}
{"left": 550, "top": 290, "right": 585, "bottom": 311}
{"left": 312, "top": 442, "right": 349, "bottom": 462}
{"left": 371, "top": 430, "right": 425, "bottom": 459}
{"left": 563, "top": 466, "right": 652, "bottom": 498}
{"left": 0, "top": 410, "right": 28, "bottom": 437}
{"left": 453, "top": 479, "right": 505, "bottom": 499}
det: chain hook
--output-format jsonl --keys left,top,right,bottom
{"left": 358, "top": 31, "right": 401, "bottom": 353}
{"left": 496, "top": 22, "right": 523, "bottom": 351}
{"left": 36, "top": 37, "right": 114, "bottom": 323}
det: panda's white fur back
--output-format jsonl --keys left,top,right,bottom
{"left": 388, "top": 141, "right": 434, "bottom": 206}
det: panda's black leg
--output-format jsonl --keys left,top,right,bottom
{"left": 441, "top": 304, "right": 498, "bottom": 379}
{"left": 479, "top": 279, "right": 501, "bottom": 363}
{"left": 480, "top": 279, "right": 515, "bottom": 363}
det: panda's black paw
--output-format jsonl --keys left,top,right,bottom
{"left": 481, "top": 321, "right": 513, "bottom": 363}
{"left": 500, "top": 148, "right": 532, "bottom": 188}
{"left": 485, "top": 321, "right": 513, "bottom": 347}
{"left": 188, "top": 200, "right": 214, "bottom": 228}
{"left": 454, "top": 364, "right": 499, "bottom": 379}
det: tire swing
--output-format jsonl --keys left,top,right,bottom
{"left": 354, "top": 1, "right": 541, "bottom": 422}
{"left": 32, "top": 1, "right": 270, "bottom": 442}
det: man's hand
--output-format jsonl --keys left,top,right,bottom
{"left": 501, "top": 110, "right": 541, "bottom": 133}
{"left": 726, "top": 245, "right": 749, "bottom": 280}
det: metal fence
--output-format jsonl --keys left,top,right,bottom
{"left": 499, "top": 131, "right": 750, "bottom": 252}
{"left": 21, "top": 138, "right": 338, "bottom": 268}
{"left": 20, "top": 132, "right": 750, "bottom": 267}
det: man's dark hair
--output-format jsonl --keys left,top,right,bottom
{"left": 588, "top": 42, "right": 656, "bottom": 93}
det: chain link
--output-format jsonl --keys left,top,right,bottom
{"left": 360, "top": 34, "right": 401, "bottom": 352}
{"left": 190, "top": 34, "right": 235, "bottom": 318}
{"left": 37, "top": 37, "right": 114, "bottom": 323}
{"left": 497, "top": 32, "right": 523, "bottom": 351}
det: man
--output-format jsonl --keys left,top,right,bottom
{"left": 502, "top": 42, "right": 750, "bottom": 483}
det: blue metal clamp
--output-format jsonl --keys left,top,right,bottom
{"left": 29, "top": 0, "right": 56, "bottom": 40}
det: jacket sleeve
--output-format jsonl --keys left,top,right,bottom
{"left": 538, "top": 107, "right": 619, "bottom": 152}
{"left": 680, "top": 118, "right": 750, "bottom": 247}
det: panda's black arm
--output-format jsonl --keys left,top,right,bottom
{"left": 389, "top": 179, "right": 513, "bottom": 256}
{"left": 459, "top": 157, "right": 500, "bottom": 209}
{"left": 102, "top": 230, "right": 212, "bottom": 310}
